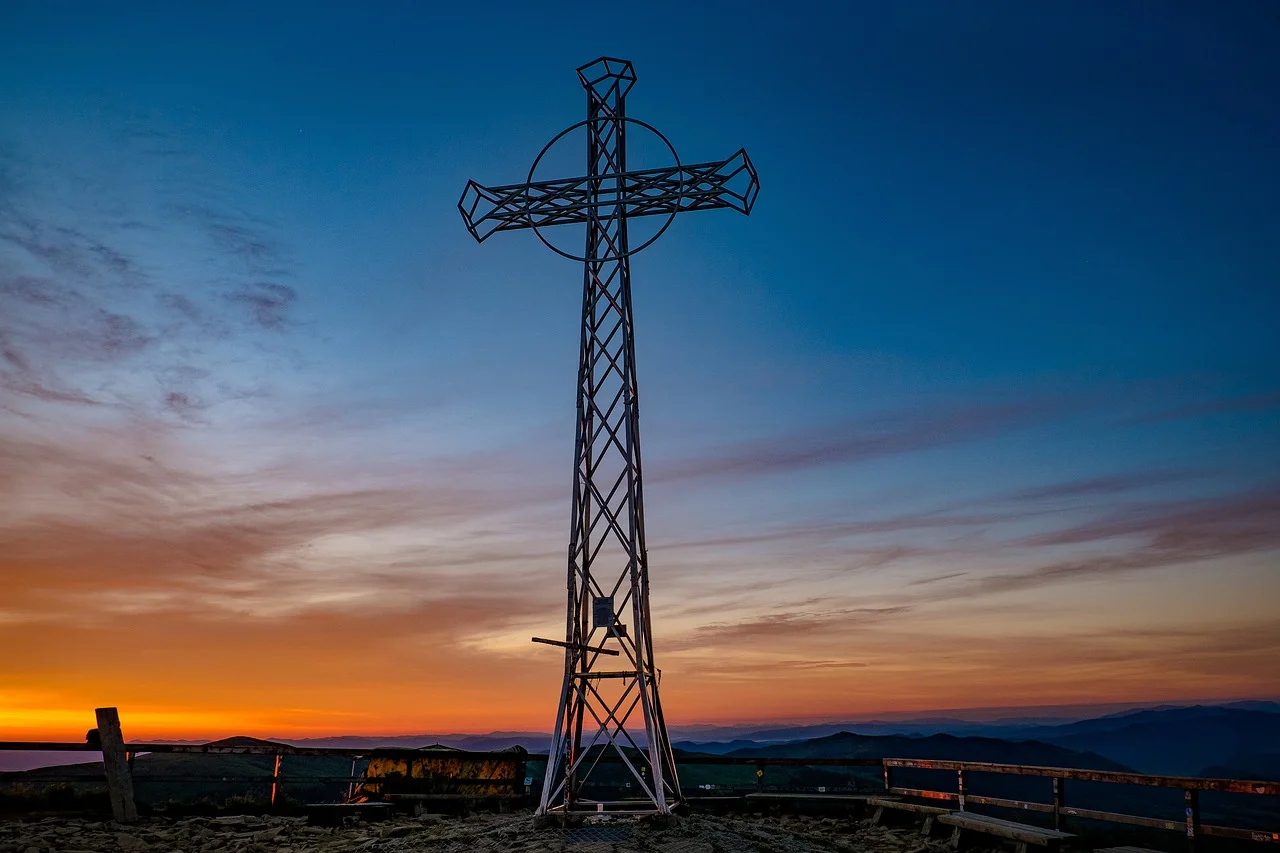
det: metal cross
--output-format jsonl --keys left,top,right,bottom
{"left": 458, "top": 57, "right": 759, "bottom": 818}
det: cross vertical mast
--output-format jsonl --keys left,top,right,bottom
{"left": 539, "top": 57, "right": 680, "bottom": 816}
{"left": 457, "top": 56, "right": 758, "bottom": 819}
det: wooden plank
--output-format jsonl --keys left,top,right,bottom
{"left": 383, "top": 793, "right": 473, "bottom": 800}
{"left": 882, "top": 759, "right": 1280, "bottom": 796}
{"left": 939, "top": 811, "right": 1075, "bottom": 845}
{"left": 965, "top": 794, "right": 1055, "bottom": 814}
{"left": 891, "top": 786, "right": 960, "bottom": 802}
{"left": 94, "top": 707, "right": 137, "bottom": 824}
{"left": 1201, "top": 825, "right": 1280, "bottom": 844}
{"left": 867, "top": 796, "right": 951, "bottom": 816}
{"left": 0, "top": 742, "right": 101, "bottom": 752}
{"left": 745, "top": 792, "right": 872, "bottom": 802}
{"left": 1062, "top": 805, "right": 1185, "bottom": 832}
{"left": 0, "top": 740, "right": 540, "bottom": 760}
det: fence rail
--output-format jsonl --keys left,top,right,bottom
{"left": 883, "top": 758, "right": 1280, "bottom": 797}
{"left": 1, "top": 741, "right": 528, "bottom": 759}
{"left": 2, "top": 707, "right": 1278, "bottom": 853}
{"left": 881, "top": 757, "right": 1280, "bottom": 850}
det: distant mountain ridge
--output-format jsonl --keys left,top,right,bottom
{"left": 4, "top": 699, "right": 1275, "bottom": 774}
{"left": 1026, "top": 707, "right": 1280, "bottom": 776}
{"left": 716, "top": 731, "right": 1132, "bottom": 771}
{"left": 278, "top": 732, "right": 551, "bottom": 752}
{"left": 672, "top": 700, "right": 1280, "bottom": 745}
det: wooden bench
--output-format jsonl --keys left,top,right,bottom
{"left": 745, "top": 792, "right": 872, "bottom": 803}
{"left": 938, "top": 811, "right": 1075, "bottom": 853}
{"left": 742, "top": 792, "right": 873, "bottom": 816}
{"left": 305, "top": 801, "right": 396, "bottom": 827}
{"left": 867, "top": 796, "right": 952, "bottom": 834}
{"left": 381, "top": 792, "right": 477, "bottom": 816}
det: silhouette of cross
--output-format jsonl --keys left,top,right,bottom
{"left": 458, "top": 57, "right": 758, "bottom": 258}
{"left": 456, "top": 57, "right": 759, "bottom": 819}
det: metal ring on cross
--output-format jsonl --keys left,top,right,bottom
{"left": 526, "top": 116, "right": 682, "bottom": 263}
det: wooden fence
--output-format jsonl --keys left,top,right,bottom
{"left": 2, "top": 707, "right": 1277, "bottom": 852}
{"left": 882, "top": 758, "right": 1280, "bottom": 851}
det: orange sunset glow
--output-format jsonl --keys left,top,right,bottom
{"left": 3, "top": 1, "right": 1280, "bottom": 748}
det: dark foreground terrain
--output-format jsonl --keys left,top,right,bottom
{"left": 0, "top": 811, "right": 958, "bottom": 853}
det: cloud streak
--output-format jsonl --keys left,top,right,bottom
{"left": 1006, "top": 470, "right": 1199, "bottom": 502}
{"left": 0, "top": 127, "right": 305, "bottom": 419}
{"left": 916, "top": 485, "right": 1280, "bottom": 602}
{"left": 665, "top": 606, "right": 913, "bottom": 653}
{"left": 652, "top": 398, "right": 1078, "bottom": 483}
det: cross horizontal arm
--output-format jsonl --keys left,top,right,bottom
{"left": 458, "top": 150, "right": 759, "bottom": 243}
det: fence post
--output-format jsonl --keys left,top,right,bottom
{"left": 1185, "top": 789, "right": 1200, "bottom": 853}
{"left": 957, "top": 768, "right": 967, "bottom": 812}
{"left": 94, "top": 707, "right": 137, "bottom": 823}
{"left": 755, "top": 763, "right": 764, "bottom": 793}
{"left": 1052, "top": 777, "right": 1064, "bottom": 831}
{"left": 883, "top": 762, "right": 892, "bottom": 793}
{"left": 270, "top": 753, "right": 282, "bottom": 807}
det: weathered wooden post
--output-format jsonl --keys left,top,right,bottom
{"left": 1052, "top": 777, "right": 1064, "bottom": 831}
{"left": 270, "top": 753, "right": 283, "bottom": 807}
{"left": 755, "top": 763, "right": 765, "bottom": 793}
{"left": 883, "top": 762, "right": 892, "bottom": 793}
{"left": 95, "top": 707, "right": 137, "bottom": 823}
{"left": 957, "top": 768, "right": 968, "bottom": 812}
{"left": 1185, "top": 789, "right": 1201, "bottom": 853}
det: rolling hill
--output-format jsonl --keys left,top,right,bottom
{"left": 1022, "top": 706, "right": 1280, "bottom": 776}
{"left": 721, "top": 731, "right": 1131, "bottom": 770}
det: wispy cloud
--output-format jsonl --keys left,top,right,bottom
{"left": 0, "top": 126, "right": 305, "bottom": 420}
{"left": 908, "top": 571, "right": 967, "bottom": 586}
{"left": 1006, "top": 470, "right": 1198, "bottom": 502}
{"left": 0, "top": 416, "right": 567, "bottom": 631}
{"left": 226, "top": 281, "right": 299, "bottom": 331}
{"left": 666, "top": 606, "right": 913, "bottom": 652}
{"left": 652, "top": 398, "right": 1078, "bottom": 483}
{"left": 925, "top": 486, "right": 1280, "bottom": 602}
{"left": 1138, "top": 390, "right": 1280, "bottom": 424}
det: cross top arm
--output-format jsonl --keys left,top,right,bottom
{"left": 458, "top": 149, "right": 759, "bottom": 244}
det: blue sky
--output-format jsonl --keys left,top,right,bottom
{"left": 1, "top": 1, "right": 1277, "bottom": 736}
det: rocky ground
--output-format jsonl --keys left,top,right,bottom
{"left": 0, "top": 812, "right": 965, "bottom": 853}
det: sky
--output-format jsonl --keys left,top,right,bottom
{"left": 1, "top": 1, "right": 1278, "bottom": 741}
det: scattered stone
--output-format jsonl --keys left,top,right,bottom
{"left": 658, "top": 842, "right": 713, "bottom": 853}
{"left": 0, "top": 811, "right": 1003, "bottom": 853}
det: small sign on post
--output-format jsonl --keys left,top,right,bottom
{"left": 593, "top": 596, "right": 614, "bottom": 631}
{"left": 95, "top": 707, "right": 138, "bottom": 823}
{"left": 1185, "top": 789, "right": 1201, "bottom": 853}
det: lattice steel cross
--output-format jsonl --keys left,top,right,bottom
{"left": 458, "top": 57, "right": 759, "bottom": 818}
